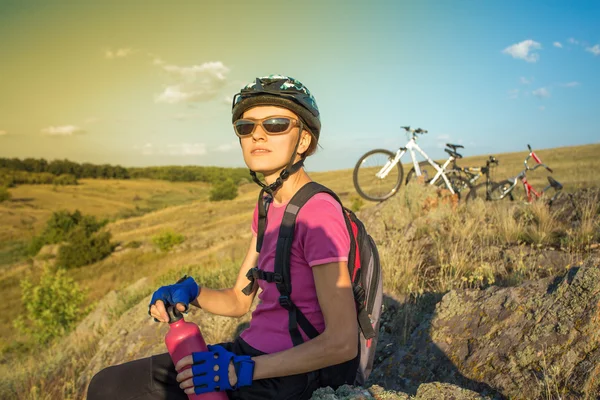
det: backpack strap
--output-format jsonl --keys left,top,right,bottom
{"left": 256, "top": 188, "right": 272, "bottom": 253}
{"left": 276, "top": 182, "right": 335, "bottom": 346}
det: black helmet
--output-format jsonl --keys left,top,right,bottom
{"left": 232, "top": 75, "right": 321, "bottom": 140}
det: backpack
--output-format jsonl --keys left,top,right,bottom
{"left": 242, "top": 182, "right": 383, "bottom": 385}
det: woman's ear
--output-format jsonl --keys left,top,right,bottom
{"left": 297, "top": 129, "right": 312, "bottom": 155}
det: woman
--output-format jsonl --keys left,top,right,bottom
{"left": 87, "top": 75, "right": 359, "bottom": 400}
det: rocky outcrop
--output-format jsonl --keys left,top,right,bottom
{"left": 75, "top": 259, "right": 600, "bottom": 400}
{"left": 310, "top": 383, "right": 490, "bottom": 399}
{"left": 369, "top": 257, "right": 600, "bottom": 400}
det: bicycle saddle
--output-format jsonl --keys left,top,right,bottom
{"left": 547, "top": 176, "right": 563, "bottom": 190}
{"left": 446, "top": 143, "right": 464, "bottom": 151}
{"left": 445, "top": 148, "right": 462, "bottom": 159}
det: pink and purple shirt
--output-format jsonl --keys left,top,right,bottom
{"left": 240, "top": 192, "right": 350, "bottom": 354}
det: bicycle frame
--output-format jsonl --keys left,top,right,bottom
{"left": 495, "top": 145, "right": 561, "bottom": 202}
{"left": 377, "top": 131, "right": 456, "bottom": 194}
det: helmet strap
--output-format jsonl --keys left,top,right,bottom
{"left": 249, "top": 122, "right": 305, "bottom": 196}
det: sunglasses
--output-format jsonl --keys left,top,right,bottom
{"left": 233, "top": 116, "right": 300, "bottom": 137}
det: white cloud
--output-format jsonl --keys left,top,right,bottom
{"left": 561, "top": 82, "right": 580, "bottom": 88}
{"left": 568, "top": 38, "right": 579, "bottom": 45}
{"left": 539, "top": 106, "right": 546, "bottom": 111}
{"left": 216, "top": 141, "right": 239, "bottom": 152}
{"left": 508, "top": 89, "right": 520, "bottom": 99}
{"left": 553, "top": 42, "right": 563, "bottom": 48}
{"left": 0, "top": 130, "right": 7, "bottom": 136}
{"left": 224, "top": 96, "right": 233, "bottom": 105}
{"left": 41, "top": 125, "right": 85, "bottom": 135}
{"left": 520, "top": 77, "right": 531, "bottom": 85}
{"left": 140, "top": 143, "right": 154, "bottom": 155}
{"left": 502, "top": 40, "right": 542, "bottom": 63}
{"left": 435, "top": 134, "right": 451, "bottom": 148}
{"left": 105, "top": 48, "right": 133, "bottom": 59}
{"left": 586, "top": 44, "right": 600, "bottom": 56}
{"left": 155, "top": 61, "right": 230, "bottom": 104}
{"left": 532, "top": 87, "right": 551, "bottom": 98}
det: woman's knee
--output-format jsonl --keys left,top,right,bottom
{"left": 87, "top": 365, "right": 123, "bottom": 400}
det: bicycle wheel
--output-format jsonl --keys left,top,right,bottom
{"left": 440, "top": 175, "right": 473, "bottom": 201}
{"left": 405, "top": 161, "right": 440, "bottom": 185}
{"left": 467, "top": 181, "right": 500, "bottom": 202}
{"left": 353, "top": 149, "right": 403, "bottom": 201}
{"left": 489, "top": 180, "right": 515, "bottom": 201}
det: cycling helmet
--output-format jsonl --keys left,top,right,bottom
{"left": 232, "top": 75, "right": 321, "bottom": 139}
{"left": 232, "top": 75, "right": 321, "bottom": 195}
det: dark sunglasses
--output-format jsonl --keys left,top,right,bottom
{"left": 233, "top": 116, "right": 300, "bottom": 137}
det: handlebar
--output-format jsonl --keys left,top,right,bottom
{"left": 401, "top": 126, "right": 428, "bottom": 134}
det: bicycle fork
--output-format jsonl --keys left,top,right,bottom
{"left": 376, "top": 148, "right": 406, "bottom": 179}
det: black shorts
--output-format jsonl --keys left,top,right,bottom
{"left": 86, "top": 336, "right": 358, "bottom": 400}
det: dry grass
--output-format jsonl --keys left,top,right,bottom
{"left": 0, "top": 143, "right": 599, "bottom": 399}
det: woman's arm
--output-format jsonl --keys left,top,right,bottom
{"left": 175, "top": 259, "right": 358, "bottom": 390}
{"left": 192, "top": 235, "right": 260, "bottom": 317}
{"left": 152, "top": 236, "right": 259, "bottom": 322}
{"left": 250, "top": 260, "right": 358, "bottom": 379}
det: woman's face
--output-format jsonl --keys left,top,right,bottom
{"left": 238, "top": 105, "right": 311, "bottom": 177}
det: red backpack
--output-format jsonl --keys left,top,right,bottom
{"left": 242, "top": 182, "right": 383, "bottom": 385}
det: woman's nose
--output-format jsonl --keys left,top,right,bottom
{"left": 251, "top": 124, "right": 268, "bottom": 141}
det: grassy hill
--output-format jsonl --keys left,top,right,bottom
{"left": 0, "top": 143, "right": 598, "bottom": 398}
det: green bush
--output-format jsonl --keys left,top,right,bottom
{"left": 152, "top": 230, "right": 186, "bottom": 252}
{"left": 350, "top": 196, "right": 364, "bottom": 212}
{"left": 209, "top": 178, "right": 238, "bottom": 201}
{"left": 14, "top": 265, "right": 88, "bottom": 344}
{"left": 0, "top": 186, "right": 10, "bottom": 202}
{"left": 56, "top": 229, "right": 114, "bottom": 269}
{"left": 28, "top": 210, "right": 107, "bottom": 256}
{"left": 53, "top": 174, "right": 78, "bottom": 185}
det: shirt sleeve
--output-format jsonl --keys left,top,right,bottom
{"left": 297, "top": 193, "right": 350, "bottom": 267}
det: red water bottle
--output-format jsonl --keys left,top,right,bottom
{"left": 165, "top": 306, "right": 228, "bottom": 400}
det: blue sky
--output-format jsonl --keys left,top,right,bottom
{"left": 0, "top": 0, "right": 598, "bottom": 171}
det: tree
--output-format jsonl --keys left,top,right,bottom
{"left": 14, "top": 264, "right": 88, "bottom": 344}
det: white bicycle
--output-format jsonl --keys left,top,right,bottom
{"left": 353, "top": 126, "right": 470, "bottom": 201}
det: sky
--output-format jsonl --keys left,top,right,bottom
{"left": 0, "top": 0, "right": 598, "bottom": 172}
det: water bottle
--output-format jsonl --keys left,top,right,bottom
{"left": 165, "top": 306, "right": 228, "bottom": 400}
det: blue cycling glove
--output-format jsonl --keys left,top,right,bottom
{"left": 190, "top": 344, "right": 254, "bottom": 394}
{"left": 148, "top": 275, "right": 199, "bottom": 320}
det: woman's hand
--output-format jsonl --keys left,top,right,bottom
{"left": 175, "top": 345, "right": 253, "bottom": 395}
{"left": 148, "top": 275, "right": 199, "bottom": 322}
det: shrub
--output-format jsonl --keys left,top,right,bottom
{"left": 56, "top": 229, "right": 114, "bottom": 269}
{"left": 53, "top": 174, "right": 78, "bottom": 185}
{"left": 14, "top": 264, "right": 88, "bottom": 344}
{"left": 28, "top": 210, "right": 107, "bottom": 256}
{"left": 125, "top": 240, "right": 142, "bottom": 249}
{"left": 0, "top": 186, "right": 10, "bottom": 202}
{"left": 209, "top": 178, "right": 238, "bottom": 201}
{"left": 152, "top": 230, "right": 186, "bottom": 252}
{"left": 350, "top": 195, "right": 364, "bottom": 212}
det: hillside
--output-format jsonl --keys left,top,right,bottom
{"left": 0, "top": 142, "right": 598, "bottom": 399}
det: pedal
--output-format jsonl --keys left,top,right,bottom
{"left": 547, "top": 176, "right": 563, "bottom": 190}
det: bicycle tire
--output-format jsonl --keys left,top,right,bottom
{"left": 441, "top": 175, "right": 473, "bottom": 201}
{"left": 489, "top": 180, "right": 515, "bottom": 201}
{"left": 406, "top": 164, "right": 472, "bottom": 200}
{"left": 466, "top": 181, "right": 499, "bottom": 202}
{"left": 353, "top": 149, "right": 404, "bottom": 201}
{"left": 405, "top": 161, "right": 440, "bottom": 185}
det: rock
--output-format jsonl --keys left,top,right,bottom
{"left": 309, "top": 383, "right": 488, "bottom": 400}
{"left": 370, "top": 258, "right": 600, "bottom": 400}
